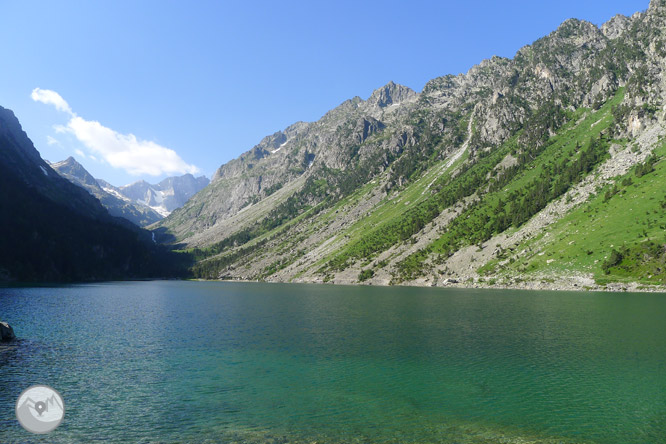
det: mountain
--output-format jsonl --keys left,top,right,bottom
{"left": 156, "top": 81, "right": 418, "bottom": 244}
{"left": 51, "top": 157, "right": 163, "bottom": 226}
{"left": 0, "top": 106, "right": 187, "bottom": 282}
{"left": 153, "top": 0, "right": 666, "bottom": 291}
{"left": 99, "top": 174, "right": 209, "bottom": 218}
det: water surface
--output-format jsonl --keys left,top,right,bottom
{"left": 1, "top": 281, "right": 665, "bottom": 443}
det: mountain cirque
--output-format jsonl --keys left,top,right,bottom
{"left": 52, "top": 156, "right": 209, "bottom": 226}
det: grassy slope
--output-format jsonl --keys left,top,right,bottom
{"left": 188, "top": 133, "right": 471, "bottom": 279}
{"left": 186, "top": 87, "right": 666, "bottom": 287}
{"left": 275, "top": 147, "right": 470, "bottom": 278}
{"left": 392, "top": 90, "right": 625, "bottom": 281}
{"left": 488, "top": 140, "right": 666, "bottom": 286}
{"left": 315, "top": 149, "right": 469, "bottom": 265}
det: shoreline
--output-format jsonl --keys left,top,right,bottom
{"left": 3, "top": 276, "right": 665, "bottom": 293}
{"left": 206, "top": 275, "right": 666, "bottom": 294}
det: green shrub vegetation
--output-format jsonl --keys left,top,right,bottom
{"left": 394, "top": 89, "right": 624, "bottom": 280}
{"left": 358, "top": 269, "right": 374, "bottom": 282}
{"left": 322, "top": 89, "right": 624, "bottom": 281}
{"left": 484, "top": 135, "right": 666, "bottom": 285}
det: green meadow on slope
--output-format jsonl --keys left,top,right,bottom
{"left": 483, "top": 140, "right": 666, "bottom": 286}
{"left": 189, "top": 88, "right": 660, "bottom": 287}
{"left": 312, "top": 90, "right": 622, "bottom": 281}
{"left": 394, "top": 90, "right": 625, "bottom": 281}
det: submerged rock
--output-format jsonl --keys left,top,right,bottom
{"left": 0, "top": 322, "right": 15, "bottom": 341}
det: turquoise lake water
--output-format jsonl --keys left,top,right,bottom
{"left": 0, "top": 281, "right": 665, "bottom": 443}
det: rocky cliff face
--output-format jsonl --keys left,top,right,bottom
{"left": 158, "top": 0, "right": 666, "bottom": 289}
{"left": 103, "top": 174, "right": 209, "bottom": 218}
{"left": 156, "top": 81, "right": 419, "bottom": 242}
{"left": 51, "top": 157, "right": 163, "bottom": 226}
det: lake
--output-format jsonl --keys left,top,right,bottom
{"left": 0, "top": 281, "right": 665, "bottom": 443}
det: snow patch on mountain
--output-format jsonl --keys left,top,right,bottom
{"left": 149, "top": 204, "right": 171, "bottom": 218}
{"left": 102, "top": 187, "right": 132, "bottom": 203}
{"left": 271, "top": 141, "right": 288, "bottom": 154}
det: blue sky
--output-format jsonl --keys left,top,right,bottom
{"left": 0, "top": 0, "right": 649, "bottom": 186}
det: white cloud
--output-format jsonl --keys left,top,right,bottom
{"left": 67, "top": 116, "right": 199, "bottom": 176}
{"left": 31, "top": 88, "right": 72, "bottom": 115}
{"left": 46, "top": 135, "right": 61, "bottom": 146}
{"left": 74, "top": 149, "right": 86, "bottom": 158}
{"left": 32, "top": 88, "right": 199, "bottom": 177}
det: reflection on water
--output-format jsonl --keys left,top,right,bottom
{"left": 0, "top": 281, "right": 665, "bottom": 443}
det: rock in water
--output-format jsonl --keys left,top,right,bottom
{"left": 0, "top": 322, "right": 15, "bottom": 341}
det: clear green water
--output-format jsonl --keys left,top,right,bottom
{"left": 0, "top": 281, "right": 665, "bottom": 443}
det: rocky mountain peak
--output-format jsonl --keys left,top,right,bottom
{"left": 51, "top": 156, "right": 99, "bottom": 188}
{"left": 51, "top": 156, "right": 79, "bottom": 170}
{"left": 649, "top": 0, "right": 666, "bottom": 15}
{"left": 260, "top": 131, "right": 287, "bottom": 151}
{"left": 157, "top": 173, "right": 209, "bottom": 193}
{"left": 551, "top": 18, "right": 603, "bottom": 44}
{"left": 367, "top": 81, "right": 417, "bottom": 108}
{"left": 601, "top": 14, "right": 633, "bottom": 39}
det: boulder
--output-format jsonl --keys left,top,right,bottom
{"left": 0, "top": 322, "right": 15, "bottom": 341}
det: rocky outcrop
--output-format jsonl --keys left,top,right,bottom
{"left": 601, "top": 15, "right": 632, "bottom": 39}
{"left": 366, "top": 81, "right": 419, "bottom": 109}
{"left": 648, "top": 0, "right": 666, "bottom": 16}
{"left": 0, "top": 322, "right": 15, "bottom": 341}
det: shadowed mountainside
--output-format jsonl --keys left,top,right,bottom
{"left": 0, "top": 107, "right": 190, "bottom": 282}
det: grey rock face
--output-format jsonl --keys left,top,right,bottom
{"left": 649, "top": 0, "right": 666, "bottom": 16}
{"left": 51, "top": 157, "right": 163, "bottom": 227}
{"left": 158, "top": 81, "right": 419, "bottom": 241}
{"left": 367, "top": 81, "right": 418, "bottom": 108}
{"left": 111, "top": 174, "right": 209, "bottom": 217}
{"left": 50, "top": 156, "right": 98, "bottom": 188}
{"left": 156, "top": 174, "right": 211, "bottom": 212}
{"left": 0, "top": 322, "right": 15, "bottom": 341}
{"left": 601, "top": 14, "right": 632, "bottom": 39}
